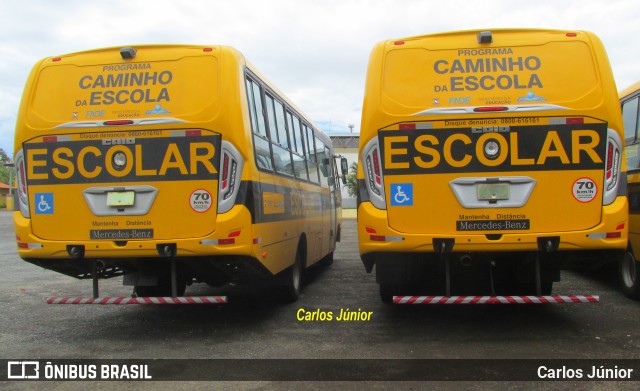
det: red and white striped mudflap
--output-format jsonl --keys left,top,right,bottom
{"left": 46, "top": 296, "right": 228, "bottom": 305}
{"left": 392, "top": 295, "right": 600, "bottom": 304}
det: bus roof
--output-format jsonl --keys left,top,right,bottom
{"left": 620, "top": 82, "right": 640, "bottom": 100}
{"left": 364, "top": 28, "right": 616, "bottom": 120}
{"left": 18, "top": 44, "right": 331, "bottom": 147}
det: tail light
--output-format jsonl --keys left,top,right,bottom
{"left": 14, "top": 150, "right": 30, "bottom": 218}
{"left": 217, "top": 140, "right": 244, "bottom": 214}
{"left": 603, "top": 129, "right": 622, "bottom": 206}
{"left": 362, "top": 137, "right": 386, "bottom": 209}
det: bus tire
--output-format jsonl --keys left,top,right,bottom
{"left": 619, "top": 248, "right": 640, "bottom": 300}
{"left": 379, "top": 284, "right": 395, "bottom": 304}
{"left": 320, "top": 251, "right": 334, "bottom": 266}
{"left": 135, "top": 276, "right": 186, "bottom": 297}
{"left": 278, "top": 247, "right": 303, "bottom": 303}
{"left": 517, "top": 282, "right": 553, "bottom": 296}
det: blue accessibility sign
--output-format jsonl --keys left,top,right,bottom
{"left": 390, "top": 183, "right": 413, "bottom": 206}
{"left": 35, "top": 193, "right": 54, "bottom": 214}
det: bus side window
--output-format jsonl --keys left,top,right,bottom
{"left": 248, "top": 79, "right": 267, "bottom": 137}
{"left": 246, "top": 78, "right": 273, "bottom": 171}
{"left": 265, "top": 94, "right": 293, "bottom": 176}
{"left": 316, "top": 138, "right": 329, "bottom": 188}
{"left": 287, "top": 112, "right": 309, "bottom": 181}
{"left": 622, "top": 96, "right": 640, "bottom": 170}
{"left": 630, "top": 189, "right": 640, "bottom": 213}
{"left": 306, "top": 126, "right": 319, "bottom": 184}
{"left": 273, "top": 99, "right": 289, "bottom": 149}
{"left": 325, "top": 147, "right": 336, "bottom": 190}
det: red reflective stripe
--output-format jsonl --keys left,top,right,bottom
{"left": 392, "top": 295, "right": 599, "bottom": 304}
{"left": 104, "top": 120, "right": 134, "bottom": 126}
{"left": 47, "top": 296, "right": 228, "bottom": 304}
{"left": 521, "top": 296, "right": 535, "bottom": 304}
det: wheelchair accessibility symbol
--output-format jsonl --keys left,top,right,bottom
{"left": 35, "top": 193, "right": 54, "bottom": 214}
{"left": 391, "top": 183, "right": 413, "bottom": 206}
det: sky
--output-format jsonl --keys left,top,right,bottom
{"left": 0, "top": 0, "right": 638, "bottom": 160}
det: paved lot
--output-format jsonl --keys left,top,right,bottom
{"left": 1, "top": 210, "right": 640, "bottom": 389}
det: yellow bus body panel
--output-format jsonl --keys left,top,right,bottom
{"left": 359, "top": 29, "right": 627, "bottom": 256}
{"left": 621, "top": 83, "right": 640, "bottom": 257}
{"left": 14, "top": 45, "right": 339, "bottom": 280}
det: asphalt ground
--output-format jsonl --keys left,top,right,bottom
{"left": 1, "top": 210, "right": 640, "bottom": 390}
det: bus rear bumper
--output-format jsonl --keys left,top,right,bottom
{"left": 13, "top": 206, "right": 255, "bottom": 260}
{"left": 358, "top": 196, "right": 628, "bottom": 257}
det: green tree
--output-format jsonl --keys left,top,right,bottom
{"left": 345, "top": 162, "right": 358, "bottom": 198}
{"left": 0, "top": 148, "right": 13, "bottom": 185}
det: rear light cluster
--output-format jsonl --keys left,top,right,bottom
{"left": 362, "top": 137, "right": 386, "bottom": 210}
{"left": 366, "top": 227, "right": 403, "bottom": 242}
{"left": 200, "top": 230, "right": 241, "bottom": 246}
{"left": 14, "top": 150, "right": 30, "bottom": 218}
{"left": 603, "top": 128, "right": 623, "bottom": 206}
{"left": 217, "top": 141, "right": 244, "bottom": 214}
{"left": 605, "top": 142, "right": 620, "bottom": 189}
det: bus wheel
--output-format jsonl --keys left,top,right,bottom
{"left": 135, "top": 276, "right": 186, "bottom": 297}
{"left": 319, "top": 251, "right": 334, "bottom": 266}
{"left": 379, "top": 284, "right": 396, "bottom": 304}
{"left": 516, "top": 282, "right": 553, "bottom": 296}
{"left": 619, "top": 249, "right": 640, "bottom": 300}
{"left": 278, "top": 248, "right": 303, "bottom": 303}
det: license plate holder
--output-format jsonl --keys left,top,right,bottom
{"left": 106, "top": 191, "right": 135, "bottom": 207}
{"left": 477, "top": 183, "right": 509, "bottom": 201}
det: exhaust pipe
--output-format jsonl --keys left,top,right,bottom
{"left": 157, "top": 243, "right": 176, "bottom": 257}
{"left": 459, "top": 254, "right": 472, "bottom": 267}
{"left": 66, "top": 245, "right": 85, "bottom": 259}
{"left": 95, "top": 260, "right": 106, "bottom": 270}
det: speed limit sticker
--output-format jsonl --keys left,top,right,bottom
{"left": 572, "top": 178, "right": 597, "bottom": 203}
{"left": 190, "top": 189, "right": 213, "bottom": 213}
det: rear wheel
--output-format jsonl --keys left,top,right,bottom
{"left": 516, "top": 282, "right": 553, "bottom": 296}
{"left": 319, "top": 251, "right": 334, "bottom": 266}
{"left": 135, "top": 275, "right": 186, "bottom": 297}
{"left": 278, "top": 247, "right": 303, "bottom": 303}
{"left": 379, "top": 284, "right": 396, "bottom": 304}
{"left": 619, "top": 249, "right": 640, "bottom": 300}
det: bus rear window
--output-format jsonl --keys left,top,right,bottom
{"left": 30, "top": 56, "right": 218, "bottom": 125}
{"left": 382, "top": 41, "right": 599, "bottom": 113}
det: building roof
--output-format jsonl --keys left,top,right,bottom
{"left": 0, "top": 183, "right": 10, "bottom": 189}
{"left": 329, "top": 133, "right": 360, "bottom": 148}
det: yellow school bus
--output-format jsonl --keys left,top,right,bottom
{"left": 14, "top": 45, "right": 345, "bottom": 302}
{"left": 358, "top": 29, "right": 627, "bottom": 302}
{"left": 620, "top": 82, "right": 640, "bottom": 299}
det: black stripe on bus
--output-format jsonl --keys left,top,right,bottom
{"left": 236, "top": 180, "right": 333, "bottom": 224}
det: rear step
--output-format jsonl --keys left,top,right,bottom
{"left": 393, "top": 295, "right": 599, "bottom": 304}
{"left": 47, "top": 296, "right": 227, "bottom": 305}
{"left": 46, "top": 259, "right": 228, "bottom": 305}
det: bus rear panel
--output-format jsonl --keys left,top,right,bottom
{"left": 358, "top": 29, "right": 627, "bottom": 300}
{"left": 14, "top": 45, "right": 340, "bottom": 301}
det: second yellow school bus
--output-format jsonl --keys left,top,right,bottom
{"left": 13, "top": 45, "right": 345, "bottom": 302}
{"left": 619, "top": 81, "right": 640, "bottom": 299}
{"left": 357, "top": 29, "right": 627, "bottom": 302}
